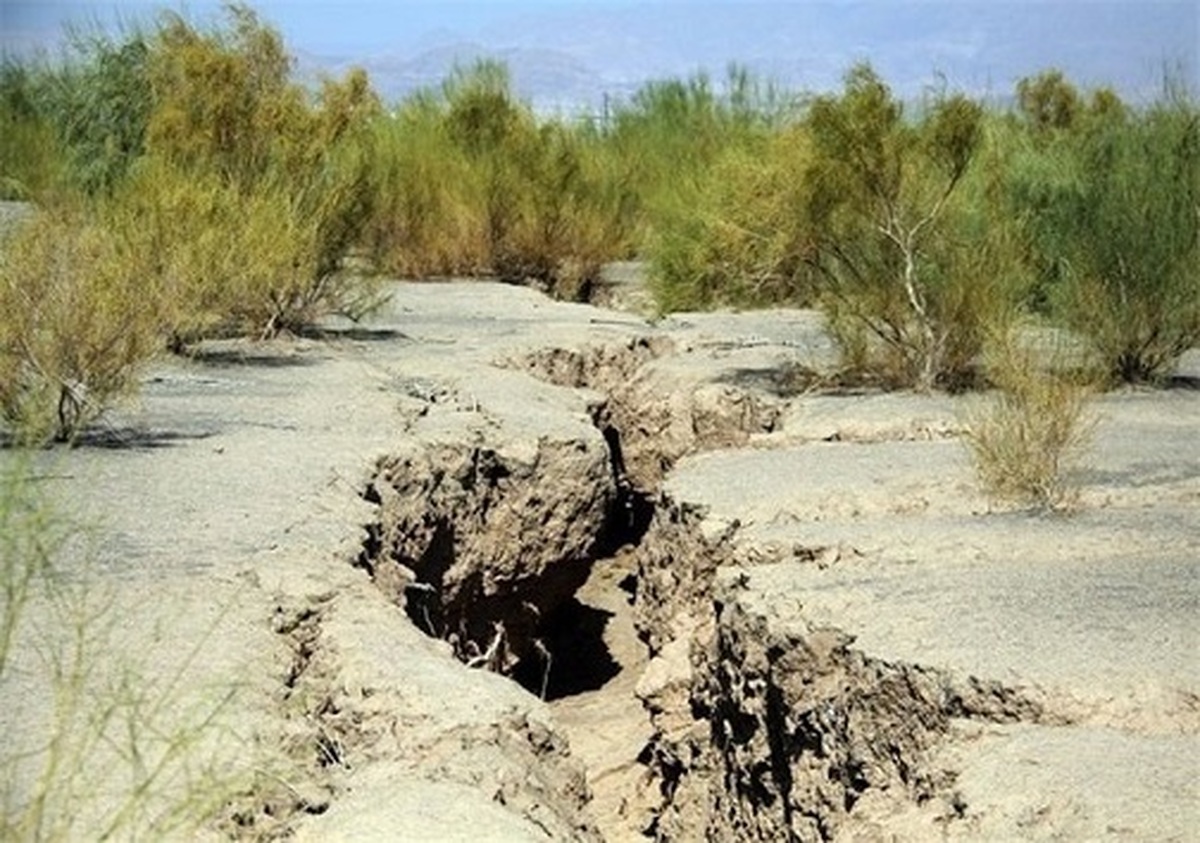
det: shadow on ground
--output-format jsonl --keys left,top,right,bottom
{"left": 300, "top": 325, "right": 411, "bottom": 343}
{"left": 187, "top": 347, "right": 324, "bottom": 368}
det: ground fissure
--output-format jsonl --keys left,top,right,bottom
{"left": 335, "top": 285, "right": 1199, "bottom": 841}
{"left": 349, "top": 328, "right": 1098, "bottom": 841}
{"left": 11, "top": 280, "right": 1193, "bottom": 840}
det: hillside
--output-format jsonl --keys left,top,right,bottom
{"left": 309, "top": 1, "right": 1198, "bottom": 110}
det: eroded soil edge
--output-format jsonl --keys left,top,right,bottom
{"left": 350, "top": 336, "right": 1123, "bottom": 841}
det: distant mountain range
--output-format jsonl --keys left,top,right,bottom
{"left": 297, "top": 41, "right": 613, "bottom": 114}
{"left": 308, "top": 2, "right": 1198, "bottom": 114}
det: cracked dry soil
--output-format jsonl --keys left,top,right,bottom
{"left": 4, "top": 279, "right": 1197, "bottom": 841}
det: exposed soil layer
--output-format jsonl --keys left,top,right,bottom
{"left": 354, "top": 323, "right": 802, "bottom": 694}
{"left": 356, "top": 297, "right": 1198, "bottom": 841}
{"left": 353, "top": 320, "right": 819, "bottom": 836}
{"left": 361, "top": 435, "right": 614, "bottom": 679}
{"left": 10, "top": 279, "right": 1195, "bottom": 840}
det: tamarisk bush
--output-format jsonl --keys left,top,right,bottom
{"left": 1008, "top": 77, "right": 1199, "bottom": 384}
{"left": 135, "top": 5, "right": 382, "bottom": 342}
{"left": 805, "top": 64, "right": 1012, "bottom": 390}
{"left": 0, "top": 207, "right": 157, "bottom": 444}
{"left": 365, "top": 60, "right": 630, "bottom": 298}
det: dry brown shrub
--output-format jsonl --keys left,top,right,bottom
{"left": 0, "top": 207, "right": 158, "bottom": 444}
{"left": 962, "top": 336, "right": 1096, "bottom": 510}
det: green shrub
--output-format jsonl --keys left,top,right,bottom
{"left": 499, "top": 120, "right": 632, "bottom": 299}
{"left": 0, "top": 207, "right": 158, "bottom": 444}
{"left": 440, "top": 60, "right": 631, "bottom": 296}
{"left": 441, "top": 61, "right": 546, "bottom": 280}
{"left": 805, "top": 64, "right": 1023, "bottom": 390}
{"left": 1016, "top": 68, "right": 1082, "bottom": 133}
{"left": 0, "top": 62, "right": 67, "bottom": 200}
{"left": 365, "top": 60, "right": 629, "bottom": 298}
{"left": 611, "top": 73, "right": 729, "bottom": 236}
{"left": 364, "top": 96, "right": 490, "bottom": 278}
{"left": 1010, "top": 92, "right": 1199, "bottom": 383}
{"left": 130, "top": 4, "right": 382, "bottom": 342}
{"left": 648, "top": 126, "right": 816, "bottom": 311}
{"left": 614, "top": 67, "right": 795, "bottom": 270}
{"left": 145, "top": 6, "right": 302, "bottom": 185}
{"left": 2, "top": 4, "right": 384, "bottom": 360}
{"left": 22, "top": 25, "right": 155, "bottom": 197}
{"left": 0, "top": 5, "right": 384, "bottom": 444}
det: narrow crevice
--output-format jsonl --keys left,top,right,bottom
{"left": 353, "top": 338, "right": 872, "bottom": 837}
{"left": 590, "top": 396, "right": 657, "bottom": 554}
{"left": 398, "top": 518, "right": 455, "bottom": 638}
{"left": 515, "top": 413, "right": 655, "bottom": 700}
{"left": 345, "top": 331, "right": 1152, "bottom": 841}
{"left": 593, "top": 456, "right": 656, "bottom": 560}
{"left": 353, "top": 377, "right": 660, "bottom": 708}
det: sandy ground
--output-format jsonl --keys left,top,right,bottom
{"left": 2, "top": 282, "right": 647, "bottom": 839}
{"left": 2, "top": 276, "right": 1197, "bottom": 840}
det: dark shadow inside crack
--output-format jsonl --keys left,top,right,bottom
{"left": 513, "top": 596, "right": 621, "bottom": 701}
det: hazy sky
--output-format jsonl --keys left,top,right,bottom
{"left": 3, "top": 1, "right": 1196, "bottom": 103}
{"left": 5, "top": 1, "right": 614, "bottom": 56}
{"left": 8, "top": 2, "right": 1191, "bottom": 58}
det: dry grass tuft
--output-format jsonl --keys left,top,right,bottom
{"left": 962, "top": 337, "right": 1096, "bottom": 511}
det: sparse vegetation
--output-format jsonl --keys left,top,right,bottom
{"left": 0, "top": 5, "right": 1195, "bottom": 839}
{"left": 0, "top": 458, "right": 55, "bottom": 674}
{"left": 0, "top": 459, "right": 257, "bottom": 838}
{"left": 962, "top": 335, "right": 1096, "bottom": 510}
{"left": 0, "top": 1, "right": 1195, "bottom": 439}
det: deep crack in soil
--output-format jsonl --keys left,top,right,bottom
{"left": 351, "top": 336, "right": 976, "bottom": 840}
{"left": 351, "top": 332, "right": 1197, "bottom": 841}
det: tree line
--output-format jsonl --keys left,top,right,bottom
{"left": 1, "top": 4, "right": 1196, "bottom": 442}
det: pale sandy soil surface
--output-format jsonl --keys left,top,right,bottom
{"left": 1, "top": 276, "right": 1196, "bottom": 840}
